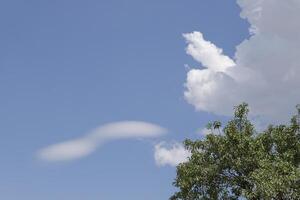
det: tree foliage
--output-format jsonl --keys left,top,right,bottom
{"left": 171, "top": 103, "right": 300, "bottom": 200}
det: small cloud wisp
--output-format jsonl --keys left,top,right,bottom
{"left": 154, "top": 142, "right": 191, "bottom": 167}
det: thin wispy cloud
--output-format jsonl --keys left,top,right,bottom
{"left": 154, "top": 142, "right": 190, "bottom": 167}
{"left": 184, "top": 0, "right": 300, "bottom": 123}
{"left": 38, "top": 121, "right": 167, "bottom": 162}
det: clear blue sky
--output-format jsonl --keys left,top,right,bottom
{"left": 0, "top": 0, "right": 249, "bottom": 199}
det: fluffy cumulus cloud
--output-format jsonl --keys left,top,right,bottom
{"left": 154, "top": 142, "right": 191, "bottom": 167}
{"left": 184, "top": 0, "right": 300, "bottom": 123}
{"left": 38, "top": 121, "right": 167, "bottom": 162}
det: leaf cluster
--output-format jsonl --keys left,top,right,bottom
{"left": 171, "top": 103, "right": 300, "bottom": 200}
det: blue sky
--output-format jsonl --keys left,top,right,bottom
{"left": 0, "top": 0, "right": 277, "bottom": 199}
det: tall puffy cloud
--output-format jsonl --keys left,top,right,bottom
{"left": 184, "top": 0, "right": 300, "bottom": 123}
{"left": 37, "top": 121, "right": 167, "bottom": 162}
{"left": 154, "top": 142, "right": 190, "bottom": 167}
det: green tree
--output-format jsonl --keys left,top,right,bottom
{"left": 171, "top": 103, "right": 300, "bottom": 200}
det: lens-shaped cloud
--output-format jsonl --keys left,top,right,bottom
{"left": 37, "top": 121, "right": 167, "bottom": 162}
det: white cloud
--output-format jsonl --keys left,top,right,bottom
{"left": 38, "top": 121, "right": 167, "bottom": 162}
{"left": 183, "top": 32, "right": 235, "bottom": 72}
{"left": 154, "top": 142, "right": 191, "bottom": 167}
{"left": 184, "top": 0, "right": 300, "bottom": 123}
{"left": 197, "top": 128, "right": 213, "bottom": 136}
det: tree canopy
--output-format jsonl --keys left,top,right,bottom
{"left": 171, "top": 103, "right": 300, "bottom": 200}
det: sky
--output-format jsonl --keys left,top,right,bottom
{"left": 1, "top": 0, "right": 299, "bottom": 199}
